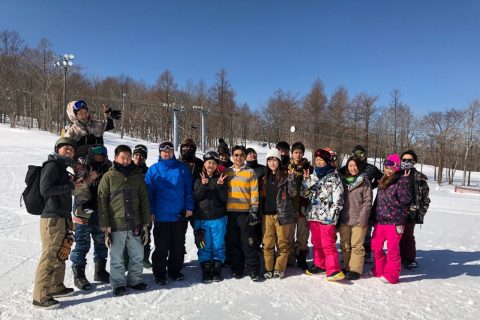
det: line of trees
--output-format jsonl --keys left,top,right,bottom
{"left": 1, "top": 30, "right": 479, "bottom": 186}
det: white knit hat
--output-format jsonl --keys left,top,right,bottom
{"left": 266, "top": 148, "right": 281, "bottom": 161}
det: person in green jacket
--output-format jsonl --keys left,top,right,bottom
{"left": 98, "top": 145, "right": 150, "bottom": 296}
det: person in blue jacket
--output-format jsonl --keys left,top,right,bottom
{"left": 145, "top": 141, "right": 194, "bottom": 285}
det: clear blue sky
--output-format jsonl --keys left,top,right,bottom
{"left": 1, "top": 0, "right": 479, "bottom": 114}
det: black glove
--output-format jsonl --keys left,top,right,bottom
{"left": 194, "top": 229, "right": 206, "bottom": 249}
{"left": 245, "top": 211, "right": 260, "bottom": 227}
{"left": 105, "top": 108, "right": 122, "bottom": 120}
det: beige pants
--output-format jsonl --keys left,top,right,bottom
{"left": 33, "top": 218, "right": 67, "bottom": 303}
{"left": 262, "top": 215, "right": 292, "bottom": 272}
{"left": 288, "top": 215, "right": 309, "bottom": 264}
{"left": 339, "top": 225, "right": 368, "bottom": 274}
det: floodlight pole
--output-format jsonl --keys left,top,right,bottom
{"left": 121, "top": 93, "right": 126, "bottom": 138}
{"left": 193, "top": 105, "right": 210, "bottom": 152}
{"left": 54, "top": 53, "right": 74, "bottom": 128}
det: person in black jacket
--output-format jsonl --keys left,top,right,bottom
{"left": 193, "top": 151, "right": 228, "bottom": 282}
{"left": 399, "top": 150, "right": 431, "bottom": 269}
{"left": 246, "top": 147, "right": 266, "bottom": 182}
{"left": 33, "top": 137, "right": 80, "bottom": 309}
{"left": 131, "top": 144, "right": 152, "bottom": 268}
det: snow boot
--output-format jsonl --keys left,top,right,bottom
{"left": 201, "top": 262, "right": 213, "bottom": 283}
{"left": 94, "top": 260, "right": 110, "bottom": 283}
{"left": 212, "top": 260, "right": 223, "bottom": 282}
{"left": 296, "top": 251, "right": 308, "bottom": 270}
{"left": 72, "top": 266, "right": 91, "bottom": 290}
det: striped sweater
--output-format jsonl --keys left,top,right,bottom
{"left": 225, "top": 165, "right": 259, "bottom": 213}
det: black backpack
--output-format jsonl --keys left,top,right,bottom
{"left": 20, "top": 161, "right": 54, "bottom": 215}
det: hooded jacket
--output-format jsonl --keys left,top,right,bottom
{"left": 40, "top": 154, "right": 75, "bottom": 219}
{"left": 339, "top": 174, "right": 373, "bottom": 226}
{"left": 64, "top": 101, "right": 114, "bottom": 158}
{"left": 97, "top": 164, "right": 150, "bottom": 232}
{"left": 145, "top": 156, "right": 194, "bottom": 222}
{"left": 301, "top": 168, "right": 344, "bottom": 225}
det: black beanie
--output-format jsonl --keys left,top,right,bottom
{"left": 276, "top": 141, "right": 290, "bottom": 152}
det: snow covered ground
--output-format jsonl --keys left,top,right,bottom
{"left": 0, "top": 124, "right": 479, "bottom": 320}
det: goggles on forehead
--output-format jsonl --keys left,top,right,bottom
{"left": 159, "top": 141, "right": 174, "bottom": 151}
{"left": 204, "top": 151, "right": 220, "bottom": 162}
{"left": 384, "top": 159, "right": 398, "bottom": 168}
{"left": 73, "top": 100, "right": 88, "bottom": 110}
{"left": 90, "top": 145, "right": 107, "bottom": 156}
{"left": 134, "top": 144, "right": 148, "bottom": 153}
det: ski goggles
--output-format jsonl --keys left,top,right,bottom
{"left": 354, "top": 150, "right": 365, "bottom": 159}
{"left": 384, "top": 159, "right": 399, "bottom": 168}
{"left": 203, "top": 151, "right": 220, "bottom": 162}
{"left": 90, "top": 145, "right": 107, "bottom": 156}
{"left": 73, "top": 100, "right": 88, "bottom": 111}
{"left": 401, "top": 158, "right": 415, "bottom": 163}
{"left": 159, "top": 141, "right": 174, "bottom": 151}
{"left": 133, "top": 144, "right": 148, "bottom": 154}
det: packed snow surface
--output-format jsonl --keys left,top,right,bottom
{"left": 0, "top": 124, "right": 479, "bottom": 319}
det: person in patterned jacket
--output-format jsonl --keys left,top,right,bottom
{"left": 399, "top": 149, "right": 430, "bottom": 269}
{"left": 370, "top": 154, "right": 412, "bottom": 284}
{"left": 301, "top": 149, "right": 345, "bottom": 281}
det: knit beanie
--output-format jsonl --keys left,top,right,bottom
{"left": 385, "top": 154, "right": 401, "bottom": 172}
{"left": 314, "top": 149, "right": 331, "bottom": 163}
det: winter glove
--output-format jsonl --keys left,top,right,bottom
{"left": 105, "top": 108, "right": 122, "bottom": 120}
{"left": 194, "top": 229, "right": 206, "bottom": 249}
{"left": 245, "top": 210, "right": 260, "bottom": 227}
{"left": 142, "top": 226, "right": 149, "bottom": 246}
{"left": 57, "top": 232, "right": 74, "bottom": 261}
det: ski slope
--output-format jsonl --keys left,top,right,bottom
{"left": 0, "top": 124, "right": 479, "bottom": 320}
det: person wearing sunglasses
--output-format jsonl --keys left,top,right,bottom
{"left": 65, "top": 100, "right": 121, "bottom": 158}
{"left": 145, "top": 141, "right": 194, "bottom": 285}
{"left": 70, "top": 144, "right": 111, "bottom": 291}
{"left": 399, "top": 150, "right": 430, "bottom": 270}
{"left": 370, "top": 154, "right": 412, "bottom": 284}
{"left": 224, "top": 145, "right": 261, "bottom": 281}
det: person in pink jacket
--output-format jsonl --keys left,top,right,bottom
{"left": 370, "top": 154, "right": 412, "bottom": 284}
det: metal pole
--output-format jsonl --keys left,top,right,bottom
{"left": 121, "top": 93, "right": 126, "bottom": 138}
{"left": 201, "top": 110, "right": 206, "bottom": 152}
{"left": 63, "top": 67, "right": 67, "bottom": 128}
{"left": 173, "top": 108, "right": 179, "bottom": 151}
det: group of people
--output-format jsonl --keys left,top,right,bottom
{"left": 31, "top": 100, "right": 431, "bottom": 310}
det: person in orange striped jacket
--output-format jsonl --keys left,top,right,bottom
{"left": 224, "top": 145, "right": 261, "bottom": 281}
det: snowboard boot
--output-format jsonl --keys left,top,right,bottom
{"left": 201, "top": 261, "right": 213, "bottom": 283}
{"left": 94, "top": 260, "right": 110, "bottom": 284}
{"left": 212, "top": 260, "right": 223, "bottom": 282}
{"left": 296, "top": 251, "right": 308, "bottom": 270}
{"left": 72, "top": 266, "right": 91, "bottom": 290}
